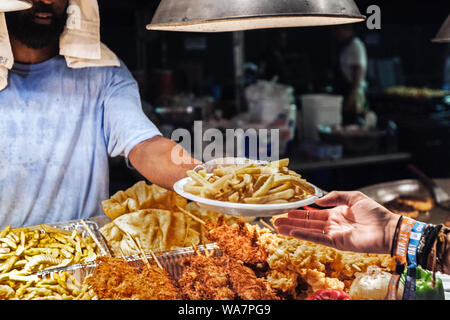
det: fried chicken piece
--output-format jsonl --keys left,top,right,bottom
{"left": 178, "top": 252, "right": 281, "bottom": 300}
{"left": 89, "top": 256, "right": 180, "bottom": 300}
{"left": 178, "top": 254, "right": 236, "bottom": 300}
{"left": 218, "top": 256, "right": 280, "bottom": 300}
{"left": 205, "top": 217, "right": 267, "bottom": 265}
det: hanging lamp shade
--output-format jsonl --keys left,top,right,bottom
{"left": 0, "top": 0, "right": 32, "bottom": 12}
{"left": 147, "top": 0, "right": 366, "bottom": 32}
{"left": 432, "top": 14, "right": 450, "bottom": 43}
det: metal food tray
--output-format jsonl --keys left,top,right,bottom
{"left": 35, "top": 243, "right": 222, "bottom": 282}
{"left": 360, "top": 179, "right": 450, "bottom": 299}
{"left": 47, "top": 219, "right": 112, "bottom": 257}
{"left": 359, "top": 179, "right": 450, "bottom": 225}
{"left": 17, "top": 219, "right": 112, "bottom": 258}
{"left": 31, "top": 242, "right": 450, "bottom": 300}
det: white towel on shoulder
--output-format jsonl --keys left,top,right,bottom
{"left": 0, "top": 0, "right": 120, "bottom": 91}
{"left": 0, "top": 13, "right": 13, "bottom": 91}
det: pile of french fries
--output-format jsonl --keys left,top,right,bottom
{"left": 184, "top": 158, "right": 315, "bottom": 204}
{"left": 0, "top": 224, "right": 98, "bottom": 300}
{"left": 0, "top": 271, "right": 96, "bottom": 300}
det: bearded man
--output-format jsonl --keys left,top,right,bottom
{"left": 0, "top": 0, "right": 198, "bottom": 227}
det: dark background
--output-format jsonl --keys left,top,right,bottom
{"left": 97, "top": 0, "right": 450, "bottom": 91}
{"left": 96, "top": 0, "right": 450, "bottom": 194}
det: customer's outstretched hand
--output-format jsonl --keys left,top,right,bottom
{"left": 274, "top": 191, "right": 401, "bottom": 254}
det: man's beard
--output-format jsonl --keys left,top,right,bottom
{"left": 5, "top": 2, "right": 68, "bottom": 50}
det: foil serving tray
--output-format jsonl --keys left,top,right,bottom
{"left": 13, "top": 219, "right": 112, "bottom": 260}
{"left": 35, "top": 243, "right": 222, "bottom": 282}
{"left": 47, "top": 219, "right": 112, "bottom": 257}
{"left": 359, "top": 179, "right": 450, "bottom": 225}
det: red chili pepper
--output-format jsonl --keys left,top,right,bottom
{"left": 306, "top": 289, "right": 351, "bottom": 300}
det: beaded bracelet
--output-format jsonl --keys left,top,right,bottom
{"left": 436, "top": 226, "right": 450, "bottom": 274}
{"left": 428, "top": 225, "right": 448, "bottom": 270}
{"left": 419, "top": 224, "right": 442, "bottom": 270}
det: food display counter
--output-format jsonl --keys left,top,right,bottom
{"left": 1, "top": 160, "right": 448, "bottom": 301}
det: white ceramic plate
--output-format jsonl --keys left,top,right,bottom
{"left": 173, "top": 177, "right": 324, "bottom": 217}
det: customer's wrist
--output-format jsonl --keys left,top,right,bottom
{"left": 386, "top": 214, "right": 402, "bottom": 256}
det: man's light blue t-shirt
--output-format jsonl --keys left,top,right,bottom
{"left": 0, "top": 55, "right": 161, "bottom": 228}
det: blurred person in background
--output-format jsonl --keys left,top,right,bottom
{"left": 331, "top": 24, "right": 368, "bottom": 125}
{"left": 259, "top": 30, "right": 290, "bottom": 84}
{"left": 259, "top": 30, "right": 312, "bottom": 92}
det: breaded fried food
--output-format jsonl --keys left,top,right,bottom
{"left": 205, "top": 217, "right": 267, "bottom": 266}
{"left": 178, "top": 254, "right": 236, "bottom": 300}
{"left": 265, "top": 269, "right": 299, "bottom": 295}
{"left": 246, "top": 225, "right": 395, "bottom": 292}
{"left": 178, "top": 253, "right": 280, "bottom": 300}
{"left": 89, "top": 256, "right": 180, "bottom": 300}
{"left": 330, "top": 252, "right": 396, "bottom": 280}
{"left": 265, "top": 234, "right": 337, "bottom": 273}
{"left": 218, "top": 256, "right": 280, "bottom": 300}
